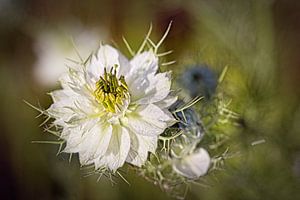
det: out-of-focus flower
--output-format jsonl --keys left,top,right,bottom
{"left": 47, "top": 44, "right": 176, "bottom": 171}
{"left": 172, "top": 148, "right": 210, "bottom": 179}
{"left": 33, "top": 24, "right": 107, "bottom": 87}
{"left": 181, "top": 65, "right": 217, "bottom": 99}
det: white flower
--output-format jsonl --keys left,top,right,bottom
{"left": 47, "top": 44, "right": 177, "bottom": 171}
{"left": 33, "top": 24, "right": 107, "bottom": 87}
{"left": 173, "top": 148, "right": 210, "bottom": 179}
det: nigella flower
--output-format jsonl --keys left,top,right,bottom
{"left": 181, "top": 65, "right": 217, "bottom": 99}
{"left": 47, "top": 44, "right": 177, "bottom": 171}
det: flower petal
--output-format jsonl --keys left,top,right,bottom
{"left": 77, "top": 123, "right": 113, "bottom": 166}
{"left": 95, "top": 125, "right": 130, "bottom": 171}
{"left": 61, "top": 128, "right": 83, "bottom": 153}
{"left": 48, "top": 93, "right": 96, "bottom": 127}
{"left": 126, "top": 131, "right": 157, "bottom": 167}
{"left": 129, "top": 72, "right": 172, "bottom": 105}
{"left": 87, "top": 45, "right": 130, "bottom": 81}
{"left": 62, "top": 119, "right": 100, "bottom": 153}
{"left": 50, "top": 89, "right": 77, "bottom": 101}
{"left": 155, "top": 95, "right": 178, "bottom": 109}
{"left": 127, "top": 50, "right": 158, "bottom": 83}
{"left": 137, "top": 103, "right": 174, "bottom": 122}
{"left": 126, "top": 104, "right": 175, "bottom": 136}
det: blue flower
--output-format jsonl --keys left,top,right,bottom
{"left": 181, "top": 65, "right": 217, "bottom": 99}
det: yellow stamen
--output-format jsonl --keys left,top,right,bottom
{"left": 94, "top": 66, "right": 129, "bottom": 113}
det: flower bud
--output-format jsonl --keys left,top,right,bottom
{"left": 173, "top": 148, "right": 210, "bottom": 179}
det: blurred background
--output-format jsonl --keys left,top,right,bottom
{"left": 1, "top": 0, "right": 300, "bottom": 199}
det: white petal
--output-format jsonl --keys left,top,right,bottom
{"left": 137, "top": 103, "right": 174, "bottom": 122}
{"left": 93, "top": 124, "right": 113, "bottom": 159}
{"left": 125, "top": 50, "right": 158, "bottom": 95}
{"left": 77, "top": 123, "right": 113, "bottom": 165}
{"left": 126, "top": 131, "right": 157, "bottom": 167}
{"left": 87, "top": 45, "right": 130, "bottom": 80}
{"left": 62, "top": 119, "right": 100, "bottom": 153}
{"left": 47, "top": 101, "right": 76, "bottom": 125}
{"left": 50, "top": 89, "right": 77, "bottom": 102}
{"left": 129, "top": 72, "right": 172, "bottom": 104}
{"left": 126, "top": 116, "right": 164, "bottom": 136}
{"left": 95, "top": 125, "right": 130, "bottom": 171}
{"left": 155, "top": 95, "right": 178, "bottom": 109}
{"left": 173, "top": 148, "right": 211, "bottom": 179}
{"left": 59, "top": 67, "right": 86, "bottom": 90}
{"left": 61, "top": 128, "right": 83, "bottom": 153}
{"left": 127, "top": 50, "right": 158, "bottom": 82}
{"left": 58, "top": 72, "right": 73, "bottom": 90}
{"left": 47, "top": 88, "right": 97, "bottom": 127}
{"left": 126, "top": 104, "right": 175, "bottom": 136}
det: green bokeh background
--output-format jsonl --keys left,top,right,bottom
{"left": 1, "top": 0, "right": 300, "bottom": 199}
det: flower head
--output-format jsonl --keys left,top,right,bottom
{"left": 47, "top": 44, "right": 177, "bottom": 171}
{"left": 181, "top": 65, "right": 217, "bottom": 99}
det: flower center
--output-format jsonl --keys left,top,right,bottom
{"left": 94, "top": 66, "right": 129, "bottom": 113}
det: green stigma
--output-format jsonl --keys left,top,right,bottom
{"left": 94, "top": 66, "right": 129, "bottom": 113}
